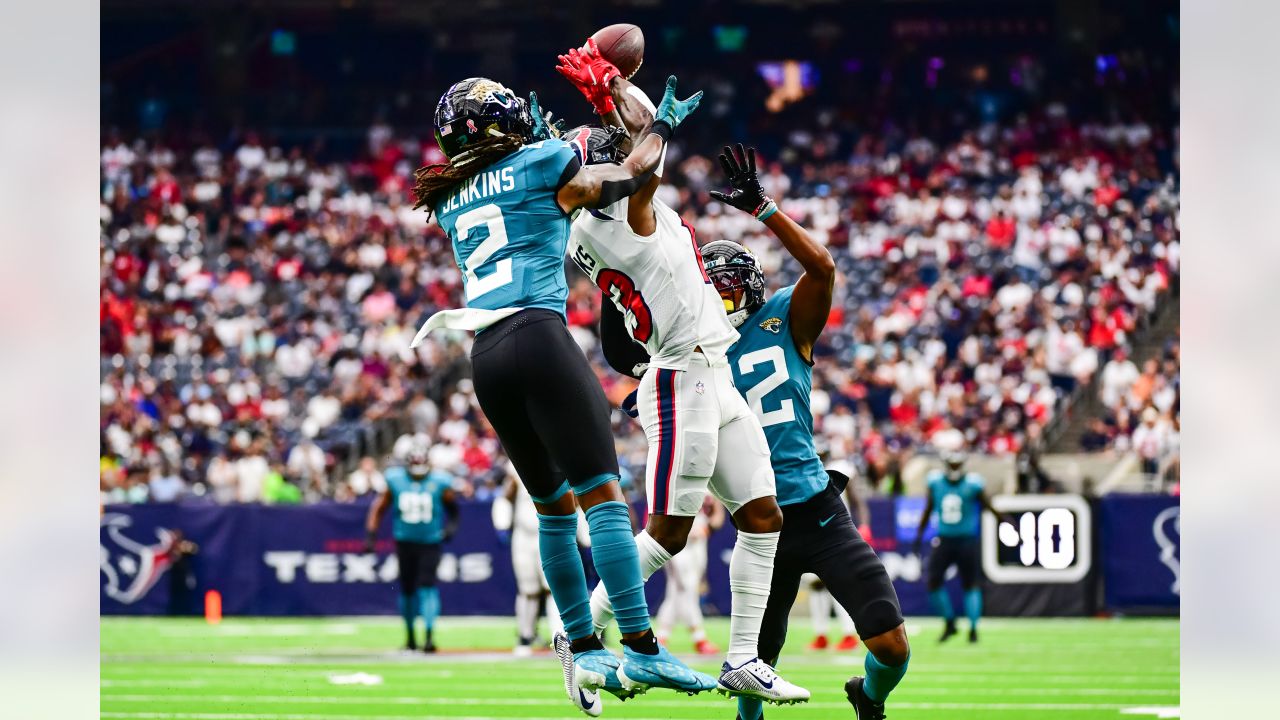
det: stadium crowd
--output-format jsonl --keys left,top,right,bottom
{"left": 99, "top": 92, "right": 1179, "bottom": 505}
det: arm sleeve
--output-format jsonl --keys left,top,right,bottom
{"left": 600, "top": 296, "right": 651, "bottom": 379}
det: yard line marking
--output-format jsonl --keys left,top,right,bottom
{"left": 100, "top": 694, "right": 1152, "bottom": 711}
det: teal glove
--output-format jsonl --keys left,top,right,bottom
{"left": 654, "top": 75, "right": 703, "bottom": 130}
{"left": 528, "top": 91, "right": 563, "bottom": 141}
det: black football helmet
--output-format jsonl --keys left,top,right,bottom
{"left": 561, "top": 125, "right": 628, "bottom": 166}
{"left": 701, "top": 239, "right": 766, "bottom": 327}
{"left": 434, "top": 78, "right": 534, "bottom": 160}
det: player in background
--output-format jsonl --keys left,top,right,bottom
{"left": 411, "top": 74, "right": 711, "bottom": 714}
{"left": 654, "top": 496, "right": 724, "bottom": 656}
{"left": 702, "top": 145, "right": 911, "bottom": 720}
{"left": 492, "top": 464, "right": 592, "bottom": 656}
{"left": 554, "top": 43, "right": 808, "bottom": 705}
{"left": 365, "top": 437, "right": 458, "bottom": 653}
{"left": 913, "top": 450, "right": 1004, "bottom": 643}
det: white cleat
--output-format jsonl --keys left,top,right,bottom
{"left": 716, "top": 657, "right": 811, "bottom": 705}
{"left": 552, "top": 632, "right": 603, "bottom": 717}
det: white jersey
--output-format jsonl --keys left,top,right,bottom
{"left": 569, "top": 197, "right": 738, "bottom": 370}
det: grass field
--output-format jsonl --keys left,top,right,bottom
{"left": 101, "top": 615, "right": 1178, "bottom": 719}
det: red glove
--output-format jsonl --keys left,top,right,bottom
{"left": 556, "top": 39, "right": 620, "bottom": 115}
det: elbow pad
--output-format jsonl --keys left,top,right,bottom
{"left": 491, "top": 495, "right": 514, "bottom": 532}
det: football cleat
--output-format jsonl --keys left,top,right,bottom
{"left": 939, "top": 620, "right": 958, "bottom": 643}
{"left": 694, "top": 639, "right": 720, "bottom": 656}
{"left": 837, "top": 634, "right": 861, "bottom": 651}
{"left": 717, "top": 657, "right": 810, "bottom": 704}
{"left": 969, "top": 627, "right": 979, "bottom": 644}
{"left": 807, "top": 634, "right": 829, "bottom": 650}
{"left": 551, "top": 632, "right": 603, "bottom": 717}
{"left": 617, "top": 644, "right": 717, "bottom": 695}
{"left": 845, "top": 676, "right": 887, "bottom": 720}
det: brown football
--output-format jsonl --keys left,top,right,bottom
{"left": 589, "top": 23, "right": 644, "bottom": 79}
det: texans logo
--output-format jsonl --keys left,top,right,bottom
{"left": 100, "top": 513, "right": 179, "bottom": 605}
{"left": 1152, "top": 506, "right": 1180, "bottom": 595}
{"left": 759, "top": 317, "right": 783, "bottom": 334}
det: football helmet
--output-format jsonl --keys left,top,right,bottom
{"left": 701, "top": 239, "right": 766, "bottom": 328}
{"left": 561, "top": 124, "right": 628, "bottom": 166}
{"left": 434, "top": 77, "right": 534, "bottom": 161}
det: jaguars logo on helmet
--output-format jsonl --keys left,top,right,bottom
{"left": 700, "top": 239, "right": 766, "bottom": 328}
{"left": 434, "top": 77, "right": 534, "bottom": 162}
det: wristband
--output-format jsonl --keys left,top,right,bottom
{"left": 648, "top": 119, "right": 673, "bottom": 144}
{"left": 754, "top": 198, "right": 778, "bottom": 222}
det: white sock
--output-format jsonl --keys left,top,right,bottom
{"left": 809, "top": 588, "right": 831, "bottom": 637}
{"left": 545, "top": 592, "right": 563, "bottom": 637}
{"left": 515, "top": 594, "right": 538, "bottom": 642}
{"left": 590, "top": 530, "right": 671, "bottom": 635}
{"left": 836, "top": 601, "right": 857, "bottom": 636}
{"left": 726, "top": 530, "right": 779, "bottom": 665}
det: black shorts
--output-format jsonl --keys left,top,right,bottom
{"left": 758, "top": 481, "right": 904, "bottom": 663}
{"left": 396, "top": 540, "right": 441, "bottom": 596}
{"left": 927, "top": 535, "right": 981, "bottom": 590}
{"left": 470, "top": 309, "right": 620, "bottom": 502}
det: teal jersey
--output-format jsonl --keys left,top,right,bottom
{"left": 386, "top": 467, "right": 453, "bottom": 544}
{"left": 926, "top": 471, "right": 986, "bottom": 538}
{"left": 433, "top": 139, "right": 578, "bottom": 321}
{"left": 727, "top": 285, "right": 829, "bottom": 506}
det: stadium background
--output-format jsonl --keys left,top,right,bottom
{"left": 100, "top": 0, "right": 1179, "bottom": 717}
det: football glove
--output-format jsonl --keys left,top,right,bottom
{"left": 653, "top": 75, "right": 702, "bottom": 131}
{"left": 528, "top": 91, "right": 564, "bottom": 141}
{"left": 709, "top": 143, "right": 777, "bottom": 220}
{"left": 555, "top": 39, "right": 621, "bottom": 115}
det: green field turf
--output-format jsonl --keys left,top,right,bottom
{"left": 101, "top": 615, "right": 1179, "bottom": 719}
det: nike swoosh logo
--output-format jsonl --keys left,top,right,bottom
{"left": 818, "top": 513, "right": 838, "bottom": 527}
{"left": 578, "top": 688, "right": 598, "bottom": 708}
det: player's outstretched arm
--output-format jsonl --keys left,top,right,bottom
{"left": 710, "top": 144, "right": 835, "bottom": 362}
{"left": 914, "top": 492, "right": 934, "bottom": 555}
{"left": 556, "top": 76, "right": 700, "bottom": 213}
{"left": 365, "top": 490, "right": 391, "bottom": 551}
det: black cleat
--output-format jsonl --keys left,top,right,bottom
{"left": 938, "top": 620, "right": 958, "bottom": 643}
{"left": 422, "top": 630, "right": 437, "bottom": 653}
{"left": 968, "top": 628, "right": 978, "bottom": 644}
{"left": 844, "top": 676, "right": 886, "bottom": 720}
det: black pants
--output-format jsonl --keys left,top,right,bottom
{"left": 470, "top": 308, "right": 620, "bottom": 501}
{"left": 396, "top": 541, "right": 441, "bottom": 597}
{"left": 758, "top": 482, "right": 904, "bottom": 665}
{"left": 926, "top": 536, "right": 981, "bottom": 591}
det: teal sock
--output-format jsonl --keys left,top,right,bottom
{"left": 928, "top": 589, "right": 955, "bottom": 621}
{"left": 585, "top": 501, "right": 651, "bottom": 634}
{"left": 537, "top": 512, "right": 594, "bottom": 639}
{"left": 737, "top": 697, "right": 764, "bottom": 720}
{"left": 417, "top": 587, "right": 440, "bottom": 631}
{"left": 964, "top": 588, "right": 982, "bottom": 628}
{"left": 863, "top": 650, "right": 910, "bottom": 703}
{"left": 397, "top": 594, "right": 417, "bottom": 641}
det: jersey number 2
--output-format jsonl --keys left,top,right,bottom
{"left": 738, "top": 346, "right": 795, "bottom": 427}
{"left": 457, "top": 204, "right": 512, "bottom": 301}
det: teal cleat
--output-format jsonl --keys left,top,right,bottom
{"left": 616, "top": 644, "right": 718, "bottom": 695}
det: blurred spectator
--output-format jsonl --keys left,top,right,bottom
{"left": 347, "top": 456, "right": 387, "bottom": 497}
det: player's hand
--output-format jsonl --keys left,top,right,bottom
{"left": 654, "top": 75, "right": 702, "bottom": 130}
{"left": 621, "top": 389, "right": 640, "bottom": 419}
{"left": 709, "top": 143, "right": 775, "bottom": 219}
{"left": 528, "top": 91, "right": 563, "bottom": 141}
{"left": 555, "top": 40, "right": 620, "bottom": 115}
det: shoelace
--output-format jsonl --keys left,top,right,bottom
{"left": 748, "top": 661, "right": 778, "bottom": 683}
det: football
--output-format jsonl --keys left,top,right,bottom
{"left": 589, "top": 23, "right": 644, "bottom": 79}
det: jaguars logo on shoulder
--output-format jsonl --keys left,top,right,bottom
{"left": 759, "top": 317, "right": 783, "bottom": 334}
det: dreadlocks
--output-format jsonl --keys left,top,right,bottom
{"left": 412, "top": 134, "right": 525, "bottom": 214}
